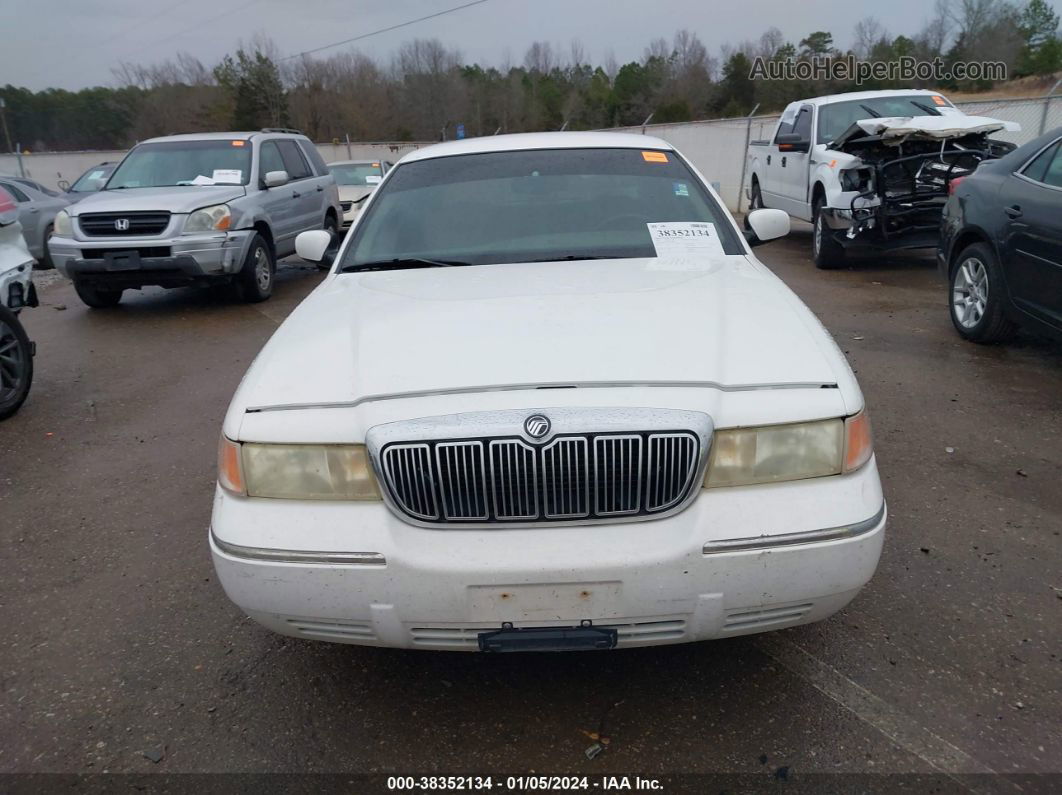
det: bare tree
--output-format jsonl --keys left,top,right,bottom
{"left": 854, "top": 17, "right": 888, "bottom": 57}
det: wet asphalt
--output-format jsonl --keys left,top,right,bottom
{"left": 0, "top": 230, "right": 1059, "bottom": 789}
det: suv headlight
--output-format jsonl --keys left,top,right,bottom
{"left": 704, "top": 412, "right": 872, "bottom": 488}
{"left": 185, "top": 204, "right": 232, "bottom": 233}
{"left": 218, "top": 437, "right": 382, "bottom": 501}
{"left": 54, "top": 210, "right": 73, "bottom": 236}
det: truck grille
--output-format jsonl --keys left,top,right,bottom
{"left": 79, "top": 212, "right": 171, "bottom": 237}
{"left": 379, "top": 431, "right": 701, "bottom": 525}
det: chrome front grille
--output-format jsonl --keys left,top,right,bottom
{"left": 376, "top": 423, "right": 704, "bottom": 526}
{"left": 79, "top": 211, "right": 171, "bottom": 237}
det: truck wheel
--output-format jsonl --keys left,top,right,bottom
{"left": 749, "top": 180, "right": 763, "bottom": 210}
{"left": 39, "top": 224, "right": 56, "bottom": 270}
{"left": 236, "top": 233, "right": 274, "bottom": 303}
{"left": 812, "top": 198, "right": 846, "bottom": 270}
{"left": 74, "top": 281, "right": 123, "bottom": 308}
{"left": 0, "top": 305, "right": 33, "bottom": 420}
{"left": 949, "top": 243, "right": 1017, "bottom": 344}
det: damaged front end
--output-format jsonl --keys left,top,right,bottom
{"left": 826, "top": 115, "right": 1018, "bottom": 249}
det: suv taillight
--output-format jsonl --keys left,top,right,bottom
{"left": 948, "top": 176, "right": 966, "bottom": 196}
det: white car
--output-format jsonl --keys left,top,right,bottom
{"left": 1, "top": 185, "right": 37, "bottom": 420}
{"left": 327, "top": 159, "right": 392, "bottom": 228}
{"left": 211, "top": 132, "right": 885, "bottom": 652}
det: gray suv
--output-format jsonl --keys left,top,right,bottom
{"left": 48, "top": 129, "right": 341, "bottom": 307}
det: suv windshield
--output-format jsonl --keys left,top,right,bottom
{"left": 341, "top": 147, "right": 741, "bottom": 268}
{"left": 107, "top": 140, "right": 252, "bottom": 189}
{"left": 329, "top": 162, "right": 383, "bottom": 186}
{"left": 817, "top": 96, "right": 957, "bottom": 144}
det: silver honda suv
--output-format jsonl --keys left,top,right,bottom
{"left": 47, "top": 129, "right": 341, "bottom": 307}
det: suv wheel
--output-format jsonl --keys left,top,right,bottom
{"left": 74, "top": 281, "right": 123, "bottom": 308}
{"left": 236, "top": 234, "right": 274, "bottom": 303}
{"left": 812, "top": 197, "right": 846, "bottom": 270}
{"left": 39, "top": 224, "right": 56, "bottom": 270}
{"left": 949, "top": 242, "right": 1017, "bottom": 343}
{"left": 0, "top": 305, "right": 33, "bottom": 420}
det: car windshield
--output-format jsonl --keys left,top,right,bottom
{"left": 341, "top": 147, "right": 742, "bottom": 269}
{"left": 817, "top": 96, "right": 958, "bottom": 144}
{"left": 107, "top": 140, "right": 252, "bottom": 188}
{"left": 71, "top": 165, "right": 115, "bottom": 193}
{"left": 329, "top": 162, "right": 384, "bottom": 186}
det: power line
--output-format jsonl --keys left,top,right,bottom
{"left": 281, "top": 0, "right": 493, "bottom": 61}
{"left": 119, "top": 0, "right": 262, "bottom": 60}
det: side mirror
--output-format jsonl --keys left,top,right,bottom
{"left": 264, "top": 170, "right": 290, "bottom": 188}
{"left": 57, "top": 179, "right": 70, "bottom": 192}
{"left": 295, "top": 229, "right": 335, "bottom": 266}
{"left": 744, "top": 209, "right": 790, "bottom": 247}
{"left": 776, "top": 133, "right": 810, "bottom": 153}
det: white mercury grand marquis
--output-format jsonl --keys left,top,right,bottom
{"left": 210, "top": 132, "right": 885, "bottom": 652}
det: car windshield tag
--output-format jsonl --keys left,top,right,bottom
{"left": 212, "top": 169, "right": 242, "bottom": 183}
{"left": 647, "top": 222, "right": 725, "bottom": 258}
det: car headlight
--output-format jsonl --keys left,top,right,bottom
{"left": 54, "top": 210, "right": 73, "bottom": 236}
{"left": 217, "top": 436, "right": 381, "bottom": 500}
{"left": 703, "top": 412, "right": 872, "bottom": 488}
{"left": 185, "top": 204, "right": 232, "bottom": 233}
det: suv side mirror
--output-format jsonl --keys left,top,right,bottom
{"left": 295, "top": 229, "right": 336, "bottom": 266}
{"left": 264, "top": 170, "right": 290, "bottom": 188}
{"left": 776, "top": 133, "right": 810, "bottom": 153}
{"left": 744, "top": 209, "right": 790, "bottom": 247}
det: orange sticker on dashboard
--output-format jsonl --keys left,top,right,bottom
{"left": 642, "top": 151, "right": 669, "bottom": 163}
{"left": 231, "top": 140, "right": 246, "bottom": 146}
{"left": 932, "top": 95, "right": 947, "bottom": 106}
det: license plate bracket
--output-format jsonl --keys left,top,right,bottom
{"left": 104, "top": 251, "right": 141, "bottom": 271}
{"left": 478, "top": 622, "right": 617, "bottom": 652}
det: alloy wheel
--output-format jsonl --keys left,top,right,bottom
{"left": 953, "top": 257, "right": 989, "bottom": 329}
{"left": 254, "top": 246, "right": 272, "bottom": 292}
{"left": 0, "top": 316, "right": 27, "bottom": 402}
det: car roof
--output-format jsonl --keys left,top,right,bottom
{"left": 137, "top": 131, "right": 307, "bottom": 145}
{"left": 800, "top": 89, "right": 945, "bottom": 107}
{"left": 400, "top": 131, "right": 676, "bottom": 164}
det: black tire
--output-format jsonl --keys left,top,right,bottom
{"left": 318, "top": 215, "right": 339, "bottom": 271}
{"left": 812, "top": 197, "right": 846, "bottom": 270}
{"left": 38, "top": 224, "right": 55, "bottom": 270}
{"left": 0, "top": 305, "right": 33, "bottom": 420}
{"left": 74, "top": 281, "right": 123, "bottom": 308}
{"left": 236, "top": 233, "right": 275, "bottom": 303}
{"left": 749, "top": 179, "right": 764, "bottom": 210}
{"left": 948, "top": 242, "right": 1018, "bottom": 344}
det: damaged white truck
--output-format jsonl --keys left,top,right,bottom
{"left": 746, "top": 90, "right": 1019, "bottom": 268}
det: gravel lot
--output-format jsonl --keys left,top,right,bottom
{"left": 1, "top": 231, "right": 1059, "bottom": 790}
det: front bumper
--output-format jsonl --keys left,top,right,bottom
{"left": 340, "top": 206, "right": 360, "bottom": 228}
{"left": 210, "top": 458, "right": 886, "bottom": 650}
{"left": 48, "top": 230, "right": 253, "bottom": 287}
{"left": 1, "top": 260, "right": 36, "bottom": 312}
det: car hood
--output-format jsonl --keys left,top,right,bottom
{"left": 66, "top": 185, "right": 247, "bottom": 215}
{"left": 231, "top": 256, "right": 851, "bottom": 414}
{"left": 830, "top": 114, "right": 1020, "bottom": 150}
{"left": 338, "top": 186, "right": 373, "bottom": 202}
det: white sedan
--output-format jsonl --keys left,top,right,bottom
{"left": 211, "top": 132, "right": 885, "bottom": 652}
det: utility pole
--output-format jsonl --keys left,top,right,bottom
{"left": 0, "top": 98, "right": 13, "bottom": 154}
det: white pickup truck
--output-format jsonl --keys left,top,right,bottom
{"left": 746, "top": 89, "right": 1018, "bottom": 268}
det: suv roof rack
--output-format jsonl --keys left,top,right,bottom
{"left": 260, "top": 127, "right": 303, "bottom": 135}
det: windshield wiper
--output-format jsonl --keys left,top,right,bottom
{"left": 519, "top": 255, "right": 627, "bottom": 263}
{"left": 911, "top": 100, "right": 942, "bottom": 117}
{"left": 859, "top": 104, "right": 882, "bottom": 118}
{"left": 339, "top": 257, "right": 472, "bottom": 272}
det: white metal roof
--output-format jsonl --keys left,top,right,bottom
{"left": 800, "top": 89, "right": 946, "bottom": 107}
{"left": 400, "top": 131, "right": 675, "bottom": 163}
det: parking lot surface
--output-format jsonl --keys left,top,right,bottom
{"left": 1, "top": 232, "right": 1059, "bottom": 786}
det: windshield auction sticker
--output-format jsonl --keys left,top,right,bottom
{"left": 647, "top": 222, "right": 725, "bottom": 257}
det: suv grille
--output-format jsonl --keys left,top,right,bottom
{"left": 379, "top": 431, "right": 700, "bottom": 525}
{"left": 79, "top": 212, "right": 171, "bottom": 237}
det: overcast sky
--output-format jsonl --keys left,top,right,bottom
{"left": 3, "top": 0, "right": 1042, "bottom": 91}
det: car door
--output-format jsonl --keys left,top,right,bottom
{"left": 275, "top": 139, "right": 320, "bottom": 234}
{"left": 257, "top": 140, "right": 301, "bottom": 253}
{"left": 998, "top": 137, "right": 1062, "bottom": 329}
{"left": 760, "top": 102, "right": 799, "bottom": 209}
{"left": 296, "top": 139, "right": 337, "bottom": 223}
{"left": 777, "top": 105, "right": 814, "bottom": 216}
{"left": 0, "top": 181, "right": 41, "bottom": 257}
